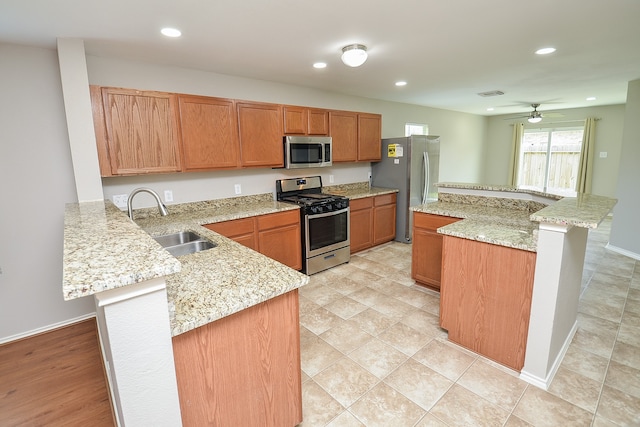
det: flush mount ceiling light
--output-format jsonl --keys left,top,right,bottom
{"left": 161, "top": 27, "right": 182, "bottom": 38}
{"left": 395, "top": 81, "right": 407, "bottom": 87}
{"left": 535, "top": 47, "right": 556, "bottom": 55}
{"left": 313, "top": 62, "right": 327, "bottom": 69}
{"left": 341, "top": 44, "right": 368, "bottom": 67}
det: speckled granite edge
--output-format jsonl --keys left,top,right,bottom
{"left": 437, "top": 182, "right": 566, "bottom": 200}
{"left": 412, "top": 201, "right": 538, "bottom": 251}
{"left": 63, "top": 201, "right": 181, "bottom": 301}
{"left": 324, "top": 182, "right": 398, "bottom": 199}
{"left": 132, "top": 193, "right": 276, "bottom": 220}
{"left": 438, "top": 192, "right": 548, "bottom": 213}
{"left": 530, "top": 193, "right": 617, "bottom": 228}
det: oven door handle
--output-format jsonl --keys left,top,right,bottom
{"left": 306, "top": 207, "right": 350, "bottom": 219}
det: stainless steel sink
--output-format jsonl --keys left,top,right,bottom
{"left": 153, "top": 231, "right": 217, "bottom": 257}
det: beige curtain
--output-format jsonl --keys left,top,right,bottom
{"left": 576, "top": 118, "right": 596, "bottom": 193}
{"left": 508, "top": 123, "right": 524, "bottom": 186}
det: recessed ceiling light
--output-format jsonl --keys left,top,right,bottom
{"left": 161, "top": 28, "right": 182, "bottom": 38}
{"left": 487, "top": 107, "right": 494, "bottom": 111}
{"left": 535, "top": 47, "right": 556, "bottom": 55}
{"left": 395, "top": 81, "right": 407, "bottom": 87}
{"left": 313, "top": 62, "right": 327, "bottom": 69}
{"left": 586, "top": 96, "right": 596, "bottom": 101}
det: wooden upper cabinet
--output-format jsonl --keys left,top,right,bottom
{"left": 178, "top": 95, "right": 239, "bottom": 171}
{"left": 308, "top": 109, "right": 329, "bottom": 135}
{"left": 329, "top": 111, "right": 358, "bottom": 162}
{"left": 283, "top": 106, "right": 329, "bottom": 135}
{"left": 89, "top": 85, "right": 113, "bottom": 177}
{"left": 358, "top": 113, "right": 382, "bottom": 161}
{"left": 237, "top": 102, "right": 284, "bottom": 168}
{"left": 101, "top": 87, "right": 181, "bottom": 175}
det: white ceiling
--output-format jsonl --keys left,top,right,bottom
{"left": 2, "top": 0, "right": 639, "bottom": 116}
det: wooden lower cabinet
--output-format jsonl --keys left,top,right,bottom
{"left": 349, "top": 194, "right": 396, "bottom": 254}
{"left": 439, "top": 236, "right": 536, "bottom": 371}
{"left": 411, "top": 212, "right": 461, "bottom": 291}
{"left": 204, "top": 210, "right": 301, "bottom": 270}
{"left": 172, "top": 289, "right": 302, "bottom": 427}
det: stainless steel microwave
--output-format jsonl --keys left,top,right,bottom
{"left": 284, "top": 136, "right": 332, "bottom": 169}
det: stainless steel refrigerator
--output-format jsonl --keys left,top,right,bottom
{"left": 371, "top": 135, "right": 440, "bottom": 243}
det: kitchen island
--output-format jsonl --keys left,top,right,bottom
{"left": 63, "top": 194, "right": 309, "bottom": 426}
{"left": 412, "top": 183, "right": 617, "bottom": 389}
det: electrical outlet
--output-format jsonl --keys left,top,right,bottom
{"left": 112, "top": 194, "right": 128, "bottom": 208}
{"left": 329, "top": 175, "right": 334, "bottom": 183}
{"left": 164, "top": 190, "right": 173, "bottom": 202}
{"left": 234, "top": 184, "right": 242, "bottom": 195}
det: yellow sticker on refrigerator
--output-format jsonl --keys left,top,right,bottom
{"left": 387, "top": 144, "right": 403, "bottom": 157}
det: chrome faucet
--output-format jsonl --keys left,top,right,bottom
{"left": 127, "top": 187, "right": 169, "bottom": 220}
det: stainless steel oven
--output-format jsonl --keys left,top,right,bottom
{"left": 276, "top": 176, "right": 350, "bottom": 274}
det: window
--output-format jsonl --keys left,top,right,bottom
{"left": 405, "top": 123, "right": 429, "bottom": 136}
{"left": 518, "top": 127, "right": 583, "bottom": 192}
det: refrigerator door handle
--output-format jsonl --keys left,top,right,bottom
{"left": 422, "top": 151, "right": 430, "bottom": 204}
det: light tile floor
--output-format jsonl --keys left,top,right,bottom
{"left": 298, "top": 218, "right": 640, "bottom": 426}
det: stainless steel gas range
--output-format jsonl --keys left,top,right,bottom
{"left": 276, "top": 176, "right": 350, "bottom": 275}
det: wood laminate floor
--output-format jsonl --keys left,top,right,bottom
{"left": 0, "top": 318, "right": 115, "bottom": 426}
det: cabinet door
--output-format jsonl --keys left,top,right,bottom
{"left": 411, "top": 212, "right": 461, "bottom": 291}
{"left": 411, "top": 228, "right": 445, "bottom": 290}
{"left": 257, "top": 210, "right": 302, "bottom": 270}
{"left": 358, "top": 113, "right": 382, "bottom": 161}
{"left": 89, "top": 85, "right": 112, "bottom": 177}
{"left": 349, "top": 201, "right": 374, "bottom": 254}
{"left": 237, "top": 102, "right": 284, "bottom": 168}
{"left": 283, "top": 106, "right": 307, "bottom": 135}
{"left": 329, "top": 111, "right": 358, "bottom": 162}
{"left": 373, "top": 196, "right": 396, "bottom": 245}
{"left": 308, "top": 109, "right": 329, "bottom": 135}
{"left": 258, "top": 224, "right": 302, "bottom": 270}
{"left": 102, "top": 87, "right": 181, "bottom": 175}
{"left": 178, "top": 95, "right": 239, "bottom": 170}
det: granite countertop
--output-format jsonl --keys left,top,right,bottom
{"left": 412, "top": 201, "right": 539, "bottom": 252}
{"left": 323, "top": 181, "right": 398, "bottom": 199}
{"left": 63, "top": 194, "right": 309, "bottom": 337}
{"left": 437, "top": 182, "right": 566, "bottom": 200}
{"left": 413, "top": 184, "right": 617, "bottom": 252}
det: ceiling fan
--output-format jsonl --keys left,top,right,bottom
{"left": 506, "top": 103, "right": 564, "bottom": 123}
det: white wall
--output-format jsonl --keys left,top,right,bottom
{"left": 609, "top": 80, "right": 640, "bottom": 257}
{"left": 87, "top": 56, "right": 487, "bottom": 208}
{"left": 483, "top": 105, "right": 625, "bottom": 198}
{"left": 0, "top": 44, "right": 95, "bottom": 342}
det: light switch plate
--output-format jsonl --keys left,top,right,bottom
{"left": 164, "top": 190, "right": 173, "bottom": 202}
{"left": 599, "top": 152, "right": 608, "bottom": 158}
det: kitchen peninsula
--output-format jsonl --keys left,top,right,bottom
{"left": 63, "top": 194, "right": 309, "bottom": 426}
{"left": 412, "top": 183, "right": 617, "bottom": 389}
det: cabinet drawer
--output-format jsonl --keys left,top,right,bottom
{"left": 414, "top": 213, "right": 460, "bottom": 231}
{"left": 350, "top": 197, "right": 373, "bottom": 211}
{"left": 374, "top": 193, "right": 396, "bottom": 206}
{"left": 257, "top": 210, "right": 300, "bottom": 231}
{"left": 204, "top": 217, "right": 255, "bottom": 237}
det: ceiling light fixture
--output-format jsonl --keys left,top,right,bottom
{"left": 535, "top": 47, "right": 556, "bottom": 55}
{"left": 341, "top": 44, "right": 368, "bottom": 67}
{"left": 313, "top": 62, "right": 327, "bottom": 69}
{"left": 527, "top": 104, "right": 543, "bottom": 123}
{"left": 586, "top": 96, "right": 596, "bottom": 101}
{"left": 161, "top": 28, "right": 182, "bottom": 38}
{"left": 395, "top": 81, "right": 407, "bottom": 87}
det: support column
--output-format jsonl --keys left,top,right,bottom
{"left": 94, "top": 278, "right": 182, "bottom": 426}
{"left": 520, "top": 223, "right": 588, "bottom": 389}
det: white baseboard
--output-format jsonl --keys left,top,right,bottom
{"left": 0, "top": 312, "right": 96, "bottom": 345}
{"left": 520, "top": 321, "right": 578, "bottom": 390}
{"left": 605, "top": 243, "right": 640, "bottom": 261}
